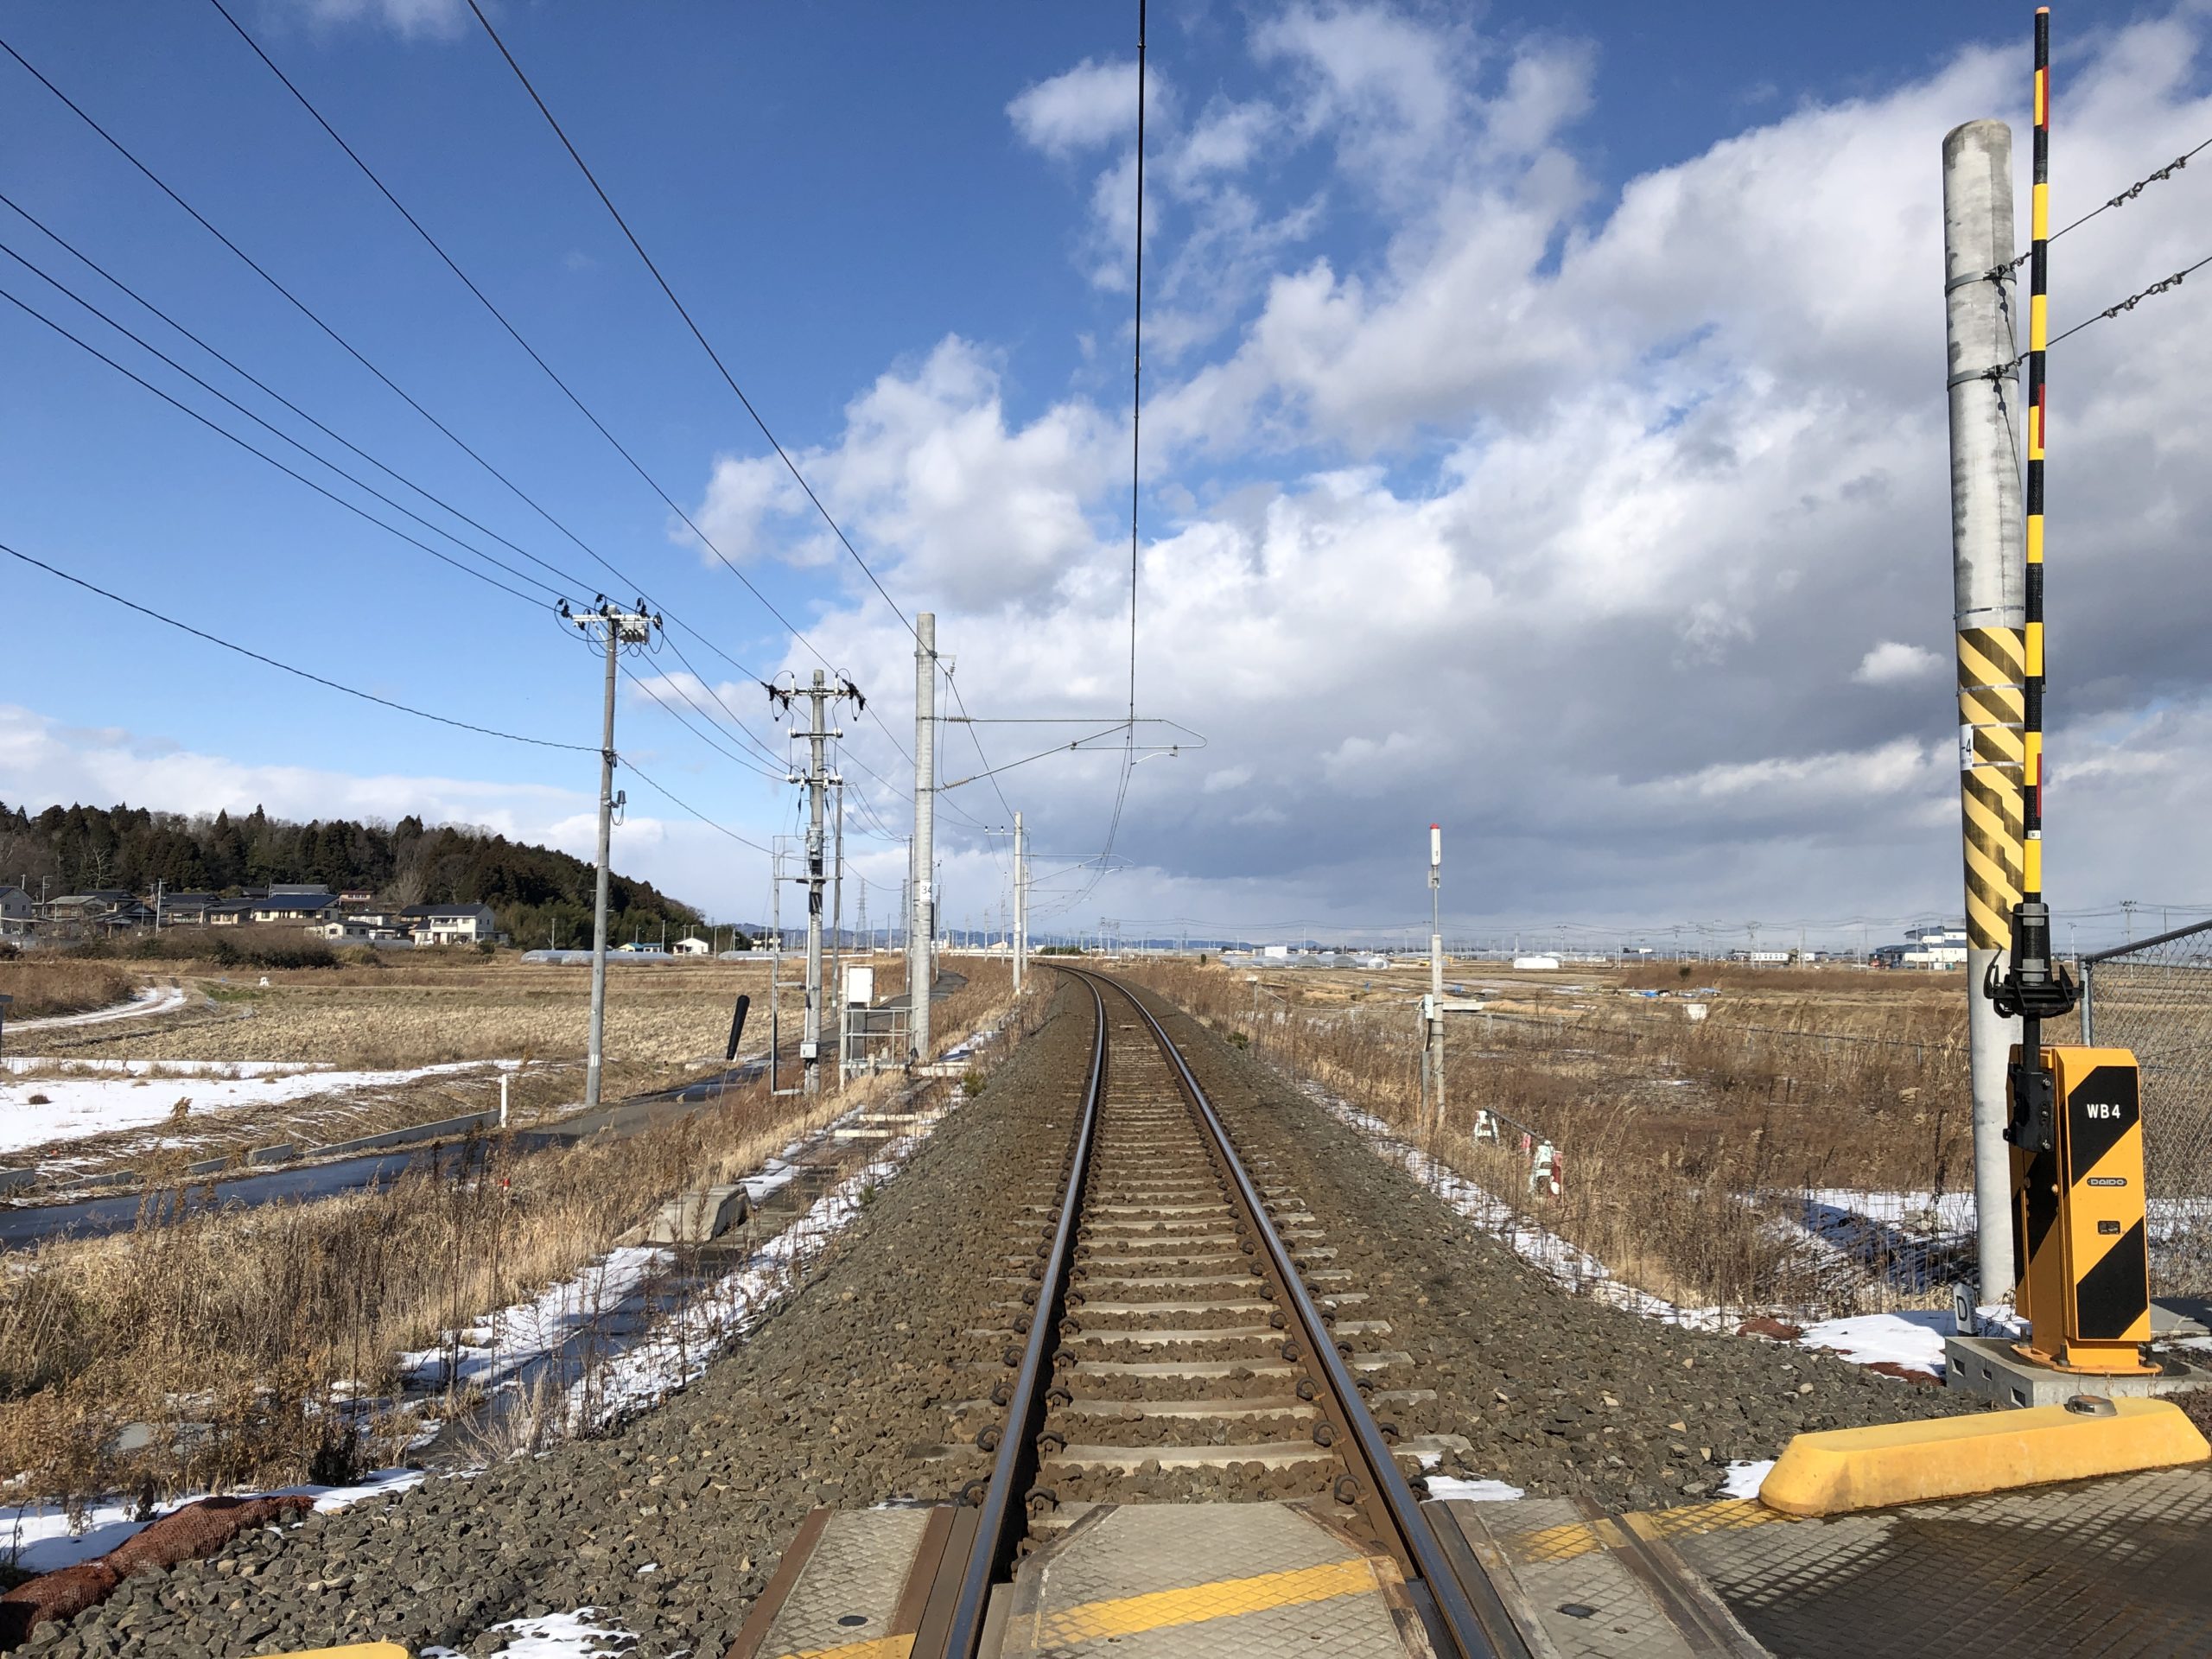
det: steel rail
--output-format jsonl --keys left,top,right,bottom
{"left": 928, "top": 969, "right": 1106, "bottom": 1656}
{"left": 1104, "top": 973, "right": 1502, "bottom": 1659}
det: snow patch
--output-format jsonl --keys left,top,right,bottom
{"left": 422, "top": 1608, "right": 639, "bottom": 1658}
{"left": 1720, "top": 1459, "right": 1775, "bottom": 1499}
{"left": 0, "top": 1058, "right": 516, "bottom": 1160}
{"left": 397, "top": 1245, "right": 675, "bottom": 1390}
{"left": 1424, "top": 1475, "right": 1525, "bottom": 1502}
{"left": 1798, "top": 1310, "right": 1955, "bottom": 1376}
{"left": 0, "top": 1467, "right": 422, "bottom": 1576}
{"left": 8, "top": 983, "right": 188, "bottom": 1033}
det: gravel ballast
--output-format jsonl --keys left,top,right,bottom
{"left": 21, "top": 976, "right": 1977, "bottom": 1658}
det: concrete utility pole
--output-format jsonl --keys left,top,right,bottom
{"left": 1427, "top": 823, "right": 1445, "bottom": 1131}
{"left": 571, "top": 602, "right": 657, "bottom": 1112}
{"left": 1013, "top": 810, "right": 1027, "bottom": 995}
{"left": 1942, "top": 118, "right": 2028, "bottom": 1303}
{"left": 910, "top": 613, "right": 936, "bottom": 1063}
{"left": 772, "top": 670, "right": 857, "bottom": 1096}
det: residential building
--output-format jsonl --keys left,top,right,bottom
{"left": 404, "top": 903, "right": 499, "bottom": 945}
{"left": 251, "top": 892, "right": 345, "bottom": 925}
{"left": 338, "top": 889, "right": 377, "bottom": 910}
{"left": 316, "top": 917, "right": 404, "bottom": 943}
{"left": 671, "top": 936, "right": 712, "bottom": 957}
{"left": 46, "top": 891, "right": 150, "bottom": 933}
{"left": 1873, "top": 923, "right": 1970, "bottom": 970}
{"left": 153, "top": 892, "right": 219, "bottom": 925}
{"left": 0, "top": 885, "right": 31, "bottom": 938}
{"left": 207, "top": 899, "right": 258, "bottom": 926}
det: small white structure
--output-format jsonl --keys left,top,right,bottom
{"left": 1262, "top": 944, "right": 1292, "bottom": 959}
{"left": 671, "top": 936, "right": 713, "bottom": 957}
{"left": 1511, "top": 955, "right": 1561, "bottom": 971}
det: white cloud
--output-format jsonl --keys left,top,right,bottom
{"left": 1007, "top": 57, "right": 1160, "bottom": 157}
{"left": 730, "top": 3, "right": 2212, "bottom": 946}
{"left": 273, "top": 0, "right": 470, "bottom": 38}
{"left": 1853, "top": 642, "right": 1943, "bottom": 686}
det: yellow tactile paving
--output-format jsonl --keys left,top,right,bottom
{"left": 1012, "top": 1556, "right": 1395, "bottom": 1649}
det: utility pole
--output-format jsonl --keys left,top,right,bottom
{"left": 569, "top": 601, "right": 657, "bottom": 1112}
{"left": 1942, "top": 118, "right": 2028, "bottom": 1305}
{"left": 770, "top": 670, "right": 859, "bottom": 1096}
{"left": 910, "top": 613, "right": 936, "bottom": 1063}
{"left": 831, "top": 780, "right": 845, "bottom": 1078}
{"left": 1013, "top": 810, "right": 1027, "bottom": 995}
{"left": 1426, "top": 824, "right": 1445, "bottom": 1133}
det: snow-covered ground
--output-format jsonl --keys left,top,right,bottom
{"left": 400, "top": 1092, "right": 959, "bottom": 1438}
{"left": 0, "top": 1058, "right": 518, "bottom": 1161}
{"left": 2, "top": 1058, "right": 331, "bottom": 1078}
{"left": 1312, "top": 1086, "right": 1698, "bottom": 1325}
{"left": 0, "top": 1468, "right": 422, "bottom": 1576}
{"left": 398, "top": 1244, "right": 675, "bottom": 1391}
{"left": 571, "top": 1149, "right": 910, "bottom": 1432}
{"left": 1310, "top": 1084, "right": 2030, "bottom": 1390}
{"left": 6, "top": 983, "right": 189, "bottom": 1032}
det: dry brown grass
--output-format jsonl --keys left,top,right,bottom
{"left": 0, "top": 962, "right": 139, "bottom": 1022}
{"left": 1130, "top": 958, "right": 1974, "bottom": 1315}
{"left": 0, "top": 957, "right": 1027, "bottom": 1515}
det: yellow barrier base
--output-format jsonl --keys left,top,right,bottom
{"left": 262, "top": 1646, "right": 410, "bottom": 1659}
{"left": 1759, "top": 1397, "right": 2209, "bottom": 1516}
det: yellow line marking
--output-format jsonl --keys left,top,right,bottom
{"left": 1023, "top": 1557, "right": 1390, "bottom": 1647}
{"left": 772, "top": 1634, "right": 913, "bottom": 1659}
{"left": 1510, "top": 1499, "right": 1794, "bottom": 1564}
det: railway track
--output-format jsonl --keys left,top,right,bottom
{"left": 879, "top": 968, "right": 1522, "bottom": 1657}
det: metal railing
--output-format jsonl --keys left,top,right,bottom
{"left": 2081, "top": 918, "right": 2212, "bottom": 1293}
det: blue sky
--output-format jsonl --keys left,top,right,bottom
{"left": 3, "top": 1, "right": 2209, "bottom": 947}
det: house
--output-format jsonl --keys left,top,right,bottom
{"left": 46, "top": 891, "right": 150, "bottom": 933}
{"left": 671, "top": 936, "right": 713, "bottom": 957}
{"left": 403, "top": 903, "right": 499, "bottom": 946}
{"left": 0, "top": 886, "right": 32, "bottom": 938}
{"left": 251, "top": 891, "right": 345, "bottom": 925}
{"left": 338, "top": 889, "right": 377, "bottom": 910}
{"left": 316, "top": 917, "right": 404, "bottom": 943}
{"left": 47, "top": 890, "right": 137, "bottom": 921}
{"left": 153, "top": 892, "right": 219, "bottom": 926}
{"left": 207, "top": 899, "right": 258, "bottom": 926}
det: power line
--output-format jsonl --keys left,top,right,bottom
{"left": 2018, "top": 134, "right": 2212, "bottom": 264}
{"left": 2048, "top": 252, "right": 2211, "bottom": 349}
{"left": 460, "top": 3, "right": 919, "bottom": 646}
{"left": 2, "top": 538, "right": 591, "bottom": 752}
{"left": 0, "top": 26, "right": 808, "bottom": 765}
{"left": 613, "top": 760, "right": 774, "bottom": 855}
{"left": 0, "top": 274, "right": 556, "bottom": 607}
{"left": 199, "top": 0, "right": 849, "bottom": 698}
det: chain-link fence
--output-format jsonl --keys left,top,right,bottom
{"left": 2081, "top": 919, "right": 2212, "bottom": 1294}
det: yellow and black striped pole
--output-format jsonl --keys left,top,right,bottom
{"left": 2023, "top": 6, "right": 2050, "bottom": 918}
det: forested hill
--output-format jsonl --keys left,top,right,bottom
{"left": 0, "top": 801, "right": 703, "bottom": 945}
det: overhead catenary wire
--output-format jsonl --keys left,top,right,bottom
{"left": 1, "top": 539, "right": 591, "bottom": 752}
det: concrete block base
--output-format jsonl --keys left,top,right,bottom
{"left": 1943, "top": 1334, "right": 2212, "bottom": 1408}
{"left": 646, "top": 1182, "right": 749, "bottom": 1245}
